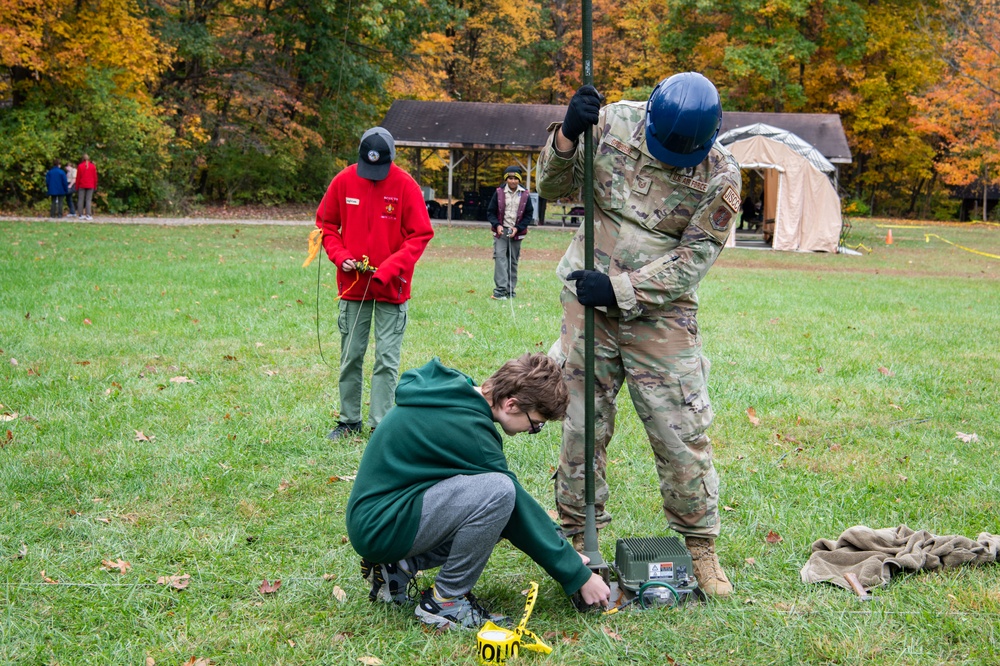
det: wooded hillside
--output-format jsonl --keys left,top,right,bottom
{"left": 1, "top": 0, "right": 996, "bottom": 219}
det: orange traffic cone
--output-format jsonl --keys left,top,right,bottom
{"left": 885, "top": 229, "right": 893, "bottom": 245}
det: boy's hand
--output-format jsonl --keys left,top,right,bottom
{"left": 578, "top": 553, "right": 611, "bottom": 606}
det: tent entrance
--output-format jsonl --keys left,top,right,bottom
{"left": 734, "top": 165, "right": 784, "bottom": 250}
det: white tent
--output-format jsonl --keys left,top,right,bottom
{"left": 720, "top": 124, "right": 843, "bottom": 253}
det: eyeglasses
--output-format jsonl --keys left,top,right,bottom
{"left": 525, "top": 412, "right": 545, "bottom": 435}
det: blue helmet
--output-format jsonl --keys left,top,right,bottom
{"left": 645, "top": 72, "right": 722, "bottom": 168}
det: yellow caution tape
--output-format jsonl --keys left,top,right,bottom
{"left": 476, "top": 582, "right": 552, "bottom": 664}
{"left": 924, "top": 233, "right": 1000, "bottom": 260}
{"left": 303, "top": 228, "right": 324, "bottom": 268}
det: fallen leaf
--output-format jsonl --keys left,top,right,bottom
{"left": 829, "top": 443, "right": 842, "bottom": 452}
{"left": 328, "top": 475, "right": 356, "bottom": 483}
{"left": 333, "top": 632, "right": 352, "bottom": 642}
{"left": 332, "top": 585, "right": 347, "bottom": 602}
{"left": 746, "top": 407, "right": 761, "bottom": 426}
{"left": 12, "top": 544, "right": 27, "bottom": 560}
{"left": 745, "top": 557, "right": 756, "bottom": 566}
{"left": 83, "top": 318, "right": 92, "bottom": 325}
{"left": 277, "top": 480, "right": 291, "bottom": 492}
{"left": 956, "top": 432, "right": 979, "bottom": 443}
{"left": 817, "top": 366, "right": 824, "bottom": 373}
{"left": 134, "top": 430, "right": 154, "bottom": 442}
{"left": 223, "top": 355, "right": 237, "bottom": 361}
{"left": 323, "top": 573, "right": 337, "bottom": 581}
{"left": 287, "top": 639, "right": 295, "bottom": 648}
{"left": 146, "top": 658, "right": 154, "bottom": 666}
{"left": 602, "top": 626, "right": 623, "bottom": 641}
{"left": 898, "top": 474, "right": 908, "bottom": 482}
{"left": 264, "top": 370, "right": 278, "bottom": 376}
{"left": 769, "top": 318, "right": 780, "bottom": 324}
{"left": 453, "top": 327, "right": 474, "bottom": 338}
{"left": 156, "top": 574, "right": 191, "bottom": 590}
{"left": 259, "top": 578, "right": 282, "bottom": 594}
{"left": 723, "top": 505, "right": 735, "bottom": 512}
{"left": 765, "top": 530, "right": 783, "bottom": 544}
{"left": 41, "top": 570, "right": 58, "bottom": 584}
{"left": 75, "top": 360, "right": 91, "bottom": 366}
{"left": 546, "top": 509, "right": 559, "bottom": 520}
{"left": 10, "top": 358, "right": 18, "bottom": 366}
{"left": 3, "top": 430, "right": 12, "bottom": 447}
{"left": 889, "top": 403, "right": 902, "bottom": 410}
{"left": 169, "top": 376, "right": 196, "bottom": 383}
{"left": 96, "top": 517, "right": 111, "bottom": 524}
{"left": 358, "top": 658, "right": 383, "bottom": 666}
{"left": 877, "top": 366, "right": 895, "bottom": 377}
{"left": 341, "top": 536, "right": 349, "bottom": 544}
{"left": 182, "top": 658, "right": 212, "bottom": 666}
{"left": 1, "top": 412, "right": 18, "bottom": 422}
{"left": 101, "top": 558, "right": 131, "bottom": 574}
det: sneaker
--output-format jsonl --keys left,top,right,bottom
{"left": 362, "top": 558, "right": 415, "bottom": 604}
{"left": 327, "top": 421, "right": 361, "bottom": 441}
{"left": 686, "top": 536, "right": 733, "bottom": 597}
{"left": 490, "top": 294, "right": 508, "bottom": 301}
{"left": 415, "top": 586, "right": 497, "bottom": 630}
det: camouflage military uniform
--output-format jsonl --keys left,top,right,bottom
{"left": 536, "top": 100, "right": 741, "bottom": 540}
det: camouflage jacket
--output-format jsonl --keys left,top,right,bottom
{"left": 536, "top": 100, "right": 742, "bottom": 321}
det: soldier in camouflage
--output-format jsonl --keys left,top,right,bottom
{"left": 536, "top": 72, "right": 740, "bottom": 597}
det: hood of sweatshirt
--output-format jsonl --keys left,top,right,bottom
{"left": 394, "top": 357, "right": 491, "bottom": 415}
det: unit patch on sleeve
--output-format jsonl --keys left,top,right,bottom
{"left": 710, "top": 205, "right": 733, "bottom": 231}
{"left": 722, "top": 185, "right": 741, "bottom": 213}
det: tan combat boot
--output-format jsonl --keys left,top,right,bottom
{"left": 686, "top": 537, "right": 733, "bottom": 598}
{"left": 571, "top": 533, "right": 585, "bottom": 553}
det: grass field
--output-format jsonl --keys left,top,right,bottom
{"left": 1, "top": 217, "right": 999, "bottom": 665}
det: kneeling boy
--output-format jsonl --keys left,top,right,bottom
{"left": 346, "top": 353, "right": 610, "bottom": 629}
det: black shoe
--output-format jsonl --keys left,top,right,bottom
{"left": 415, "top": 587, "right": 499, "bottom": 630}
{"left": 327, "top": 421, "right": 361, "bottom": 440}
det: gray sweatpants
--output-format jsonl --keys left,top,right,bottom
{"left": 404, "top": 473, "right": 515, "bottom": 598}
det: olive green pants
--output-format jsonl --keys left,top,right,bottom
{"left": 337, "top": 299, "right": 408, "bottom": 428}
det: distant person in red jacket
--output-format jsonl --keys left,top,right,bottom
{"left": 315, "top": 127, "right": 434, "bottom": 440}
{"left": 75, "top": 154, "right": 98, "bottom": 220}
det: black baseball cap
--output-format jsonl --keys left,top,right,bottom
{"left": 357, "top": 127, "right": 395, "bottom": 181}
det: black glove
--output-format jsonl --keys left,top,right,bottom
{"left": 566, "top": 269, "right": 616, "bottom": 307}
{"left": 561, "top": 85, "right": 603, "bottom": 143}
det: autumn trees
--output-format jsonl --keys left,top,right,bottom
{"left": 1, "top": 0, "right": 999, "bottom": 217}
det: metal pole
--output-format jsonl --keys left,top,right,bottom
{"left": 580, "top": 0, "right": 603, "bottom": 568}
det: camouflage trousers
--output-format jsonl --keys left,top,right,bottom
{"left": 554, "top": 288, "right": 720, "bottom": 539}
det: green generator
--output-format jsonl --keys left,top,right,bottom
{"left": 611, "top": 536, "right": 700, "bottom": 606}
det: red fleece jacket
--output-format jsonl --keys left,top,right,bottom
{"left": 315, "top": 163, "right": 433, "bottom": 303}
{"left": 76, "top": 161, "right": 97, "bottom": 189}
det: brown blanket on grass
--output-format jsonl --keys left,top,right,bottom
{"left": 800, "top": 525, "right": 1000, "bottom": 590}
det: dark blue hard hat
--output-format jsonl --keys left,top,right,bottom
{"left": 645, "top": 72, "right": 722, "bottom": 168}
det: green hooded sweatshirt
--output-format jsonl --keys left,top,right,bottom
{"left": 345, "top": 358, "right": 592, "bottom": 596}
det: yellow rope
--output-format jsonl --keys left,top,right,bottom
{"left": 924, "top": 233, "right": 1000, "bottom": 260}
{"left": 302, "top": 228, "right": 324, "bottom": 268}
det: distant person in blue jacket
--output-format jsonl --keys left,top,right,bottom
{"left": 45, "top": 161, "right": 69, "bottom": 218}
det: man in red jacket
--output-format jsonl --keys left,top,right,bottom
{"left": 76, "top": 154, "right": 98, "bottom": 220}
{"left": 315, "top": 127, "right": 434, "bottom": 440}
